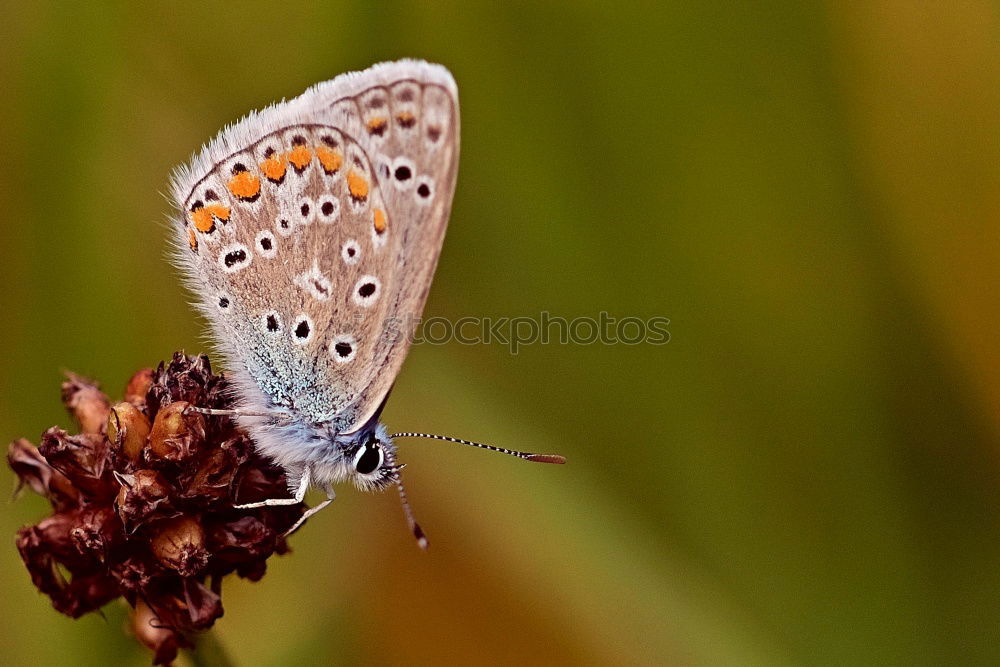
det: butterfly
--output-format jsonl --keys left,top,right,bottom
{"left": 168, "top": 60, "right": 563, "bottom": 547}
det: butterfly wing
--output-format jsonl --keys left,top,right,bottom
{"left": 169, "top": 60, "right": 459, "bottom": 433}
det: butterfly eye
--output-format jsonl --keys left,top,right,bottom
{"left": 353, "top": 442, "right": 383, "bottom": 475}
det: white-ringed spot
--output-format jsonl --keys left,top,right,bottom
{"left": 352, "top": 275, "right": 381, "bottom": 307}
{"left": 297, "top": 196, "right": 316, "bottom": 225}
{"left": 292, "top": 314, "right": 314, "bottom": 344}
{"left": 255, "top": 230, "right": 277, "bottom": 258}
{"left": 275, "top": 215, "right": 294, "bottom": 237}
{"left": 414, "top": 176, "right": 434, "bottom": 205}
{"left": 317, "top": 196, "right": 340, "bottom": 223}
{"left": 342, "top": 239, "right": 361, "bottom": 265}
{"left": 391, "top": 157, "right": 416, "bottom": 190}
{"left": 219, "top": 243, "right": 252, "bottom": 273}
{"left": 330, "top": 334, "right": 358, "bottom": 363}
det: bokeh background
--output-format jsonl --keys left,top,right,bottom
{"left": 2, "top": 1, "right": 999, "bottom": 665}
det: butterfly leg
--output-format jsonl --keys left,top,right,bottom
{"left": 283, "top": 485, "right": 335, "bottom": 536}
{"left": 187, "top": 406, "right": 295, "bottom": 428}
{"left": 188, "top": 406, "right": 276, "bottom": 419}
{"left": 234, "top": 465, "right": 311, "bottom": 509}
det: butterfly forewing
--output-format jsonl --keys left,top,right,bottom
{"left": 171, "top": 61, "right": 459, "bottom": 433}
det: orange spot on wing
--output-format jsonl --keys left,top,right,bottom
{"left": 288, "top": 145, "right": 312, "bottom": 170}
{"left": 191, "top": 208, "right": 214, "bottom": 232}
{"left": 227, "top": 171, "right": 260, "bottom": 199}
{"left": 396, "top": 111, "right": 416, "bottom": 128}
{"left": 315, "top": 146, "right": 342, "bottom": 174}
{"left": 190, "top": 204, "right": 230, "bottom": 232}
{"left": 188, "top": 227, "right": 198, "bottom": 250}
{"left": 260, "top": 155, "right": 287, "bottom": 182}
{"left": 366, "top": 117, "right": 388, "bottom": 135}
{"left": 373, "top": 208, "right": 387, "bottom": 234}
{"left": 208, "top": 204, "right": 230, "bottom": 222}
{"left": 347, "top": 169, "right": 369, "bottom": 200}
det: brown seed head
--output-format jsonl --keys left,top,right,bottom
{"left": 10, "top": 353, "right": 307, "bottom": 664}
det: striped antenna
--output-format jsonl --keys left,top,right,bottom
{"left": 392, "top": 471, "right": 428, "bottom": 550}
{"left": 390, "top": 432, "right": 567, "bottom": 464}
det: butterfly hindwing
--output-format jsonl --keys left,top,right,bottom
{"left": 170, "top": 61, "right": 459, "bottom": 432}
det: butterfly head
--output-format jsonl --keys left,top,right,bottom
{"left": 344, "top": 423, "right": 427, "bottom": 548}
{"left": 347, "top": 424, "right": 399, "bottom": 492}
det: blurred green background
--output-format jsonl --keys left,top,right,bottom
{"left": 2, "top": 1, "right": 999, "bottom": 665}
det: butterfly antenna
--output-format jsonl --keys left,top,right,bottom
{"left": 392, "top": 470, "right": 428, "bottom": 550}
{"left": 390, "top": 432, "right": 567, "bottom": 464}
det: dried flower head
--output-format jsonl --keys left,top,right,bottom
{"left": 9, "top": 353, "right": 306, "bottom": 664}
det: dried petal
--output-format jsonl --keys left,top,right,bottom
{"left": 17, "top": 512, "right": 80, "bottom": 593}
{"left": 49, "top": 572, "right": 120, "bottom": 618}
{"left": 38, "top": 428, "right": 115, "bottom": 501}
{"left": 132, "top": 600, "right": 184, "bottom": 666}
{"left": 16, "top": 511, "right": 120, "bottom": 616}
{"left": 123, "top": 368, "right": 154, "bottom": 406}
{"left": 7, "top": 438, "right": 79, "bottom": 510}
{"left": 69, "top": 506, "right": 123, "bottom": 562}
{"left": 181, "top": 578, "right": 224, "bottom": 630}
{"left": 61, "top": 373, "right": 111, "bottom": 435}
{"left": 115, "top": 469, "right": 174, "bottom": 531}
{"left": 181, "top": 435, "right": 251, "bottom": 501}
{"left": 146, "top": 577, "right": 223, "bottom": 633}
{"left": 112, "top": 555, "right": 157, "bottom": 598}
{"left": 209, "top": 515, "right": 276, "bottom": 577}
{"left": 235, "top": 459, "right": 296, "bottom": 505}
{"left": 147, "top": 353, "right": 219, "bottom": 416}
